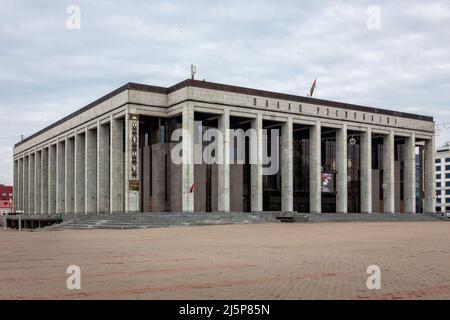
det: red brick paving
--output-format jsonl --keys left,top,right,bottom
{"left": 0, "top": 221, "right": 449, "bottom": 300}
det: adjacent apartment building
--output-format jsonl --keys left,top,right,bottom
{"left": 0, "top": 184, "right": 13, "bottom": 214}
{"left": 12, "top": 79, "right": 436, "bottom": 215}
{"left": 436, "top": 141, "right": 450, "bottom": 214}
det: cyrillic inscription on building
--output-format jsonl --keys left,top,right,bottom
{"left": 130, "top": 115, "right": 138, "bottom": 179}
{"left": 129, "top": 179, "right": 139, "bottom": 191}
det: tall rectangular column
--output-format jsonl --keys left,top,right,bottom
{"left": 56, "top": 141, "right": 65, "bottom": 214}
{"left": 310, "top": 122, "right": 321, "bottom": 214}
{"left": 35, "top": 150, "right": 41, "bottom": 214}
{"left": 86, "top": 128, "right": 98, "bottom": 214}
{"left": 18, "top": 158, "right": 23, "bottom": 212}
{"left": 360, "top": 128, "right": 372, "bottom": 213}
{"left": 111, "top": 117, "right": 125, "bottom": 212}
{"left": 74, "top": 133, "right": 85, "bottom": 214}
{"left": 125, "top": 113, "right": 140, "bottom": 212}
{"left": 13, "top": 159, "right": 18, "bottom": 212}
{"left": 281, "top": 117, "right": 293, "bottom": 212}
{"left": 41, "top": 147, "right": 49, "bottom": 214}
{"left": 251, "top": 113, "right": 263, "bottom": 212}
{"left": 29, "top": 153, "right": 35, "bottom": 214}
{"left": 181, "top": 106, "right": 194, "bottom": 212}
{"left": 49, "top": 145, "right": 57, "bottom": 213}
{"left": 404, "top": 134, "right": 416, "bottom": 213}
{"left": 65, "top": 137, "right": 75, "bottom": 213}
{"left": 218, "top": 109, "right": 230, "bottom": 212}
{"left": 23, "top": 155, "right": 28, "bottom": 214}
{"left": 423, "top": 136, "right": 436, "bottom": 213}
{"left": 336, "top": 124, "right": 348, "bottom": 213}
{"left": 383, "top": 131, "right": 395, "bottom": 213}
{"left": 97, "top": 123, "right": 110, "bottom": 213}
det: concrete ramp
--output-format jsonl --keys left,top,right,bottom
{"left": 294, "top": 212, "right": 449, "bottom": 223}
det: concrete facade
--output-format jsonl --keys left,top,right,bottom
{"left": 309, "top": 122, "right": 321, "bottom": 214}
{"left": 435, "top": 142, "right": 450, "bottom": 214}
{"left": 13, "top": 79, "right": 436, "bottom": 214}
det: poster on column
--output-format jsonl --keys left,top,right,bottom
{"left": 321, "top": 172, "right": 335, "bottom": 193}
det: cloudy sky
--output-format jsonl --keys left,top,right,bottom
{"left": 1, "top": 0, "right": 450, "bottom": 184}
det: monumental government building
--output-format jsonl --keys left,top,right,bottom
{"left": 13, "top": 79, "right": 436, "bottom": 215}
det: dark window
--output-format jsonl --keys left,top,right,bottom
{"left": 345, "top": 111, "right": 348, "bottom": 118}
{"left": 446, "top": 206, "right": 450, "bottom": 211}
{"left": 266, "top": 100, "right": 269, "bottom": 107}
{"left": 446, "top": 190, "right": 450, "bottom": 195}
{"left": 437, "top": 166, "right": 441, "bottom": 172}
{"left": 446, "top": 181, "right": 450, "bottom": 187}
{"left": 253, "top": 98, "right": 257, "bottom": 106}
{"left": 446, "top": 157, "right": 450, "bottom": 162}
{"left": 317, "top": 107, "right": 320, "bottom": 114}
{"left": 446, "top": 198, "right": 450, "bottom": 203}
{"left": 446, "top": 165, "right": 450, "bottom": 171}
{"left": 299, "top": 104, "right": 302, "bottom": 112}
{"left": 437, "top": 182, "right": 441, "bottom": 188}
{"left": 437, "top": 190, "right": 442, "bottom": 195}
{"left": 277, "top": 101, "right": 280, "bottom": 108}
{"left": 326, "top": 108, "right": 329, "bottom": 115}
{"left": 288, "top": 103, "right": 291, "bottom": 110}
{"left": 436, "top": 207, "right": 442, "bottom": 212}
{"left": 446, "top": 173, "right": 450, "bottom": 179}
{"left": 436, "top": 159, "right": 441, "bottom": 163}
{"left": 293, "top": 134, "right": 310, "bottom": 212}
{"left": 363, "top": 114, "right": 366, "bottom": 120}
{"left": 400, "top": 161, "right": 404, "bottom": 200}
{"left": 437, "top": 174, "right": 442, "bottom": 180}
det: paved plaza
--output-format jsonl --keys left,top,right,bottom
{"left": 1, "top": 221, "right": 450, "bottom": 300}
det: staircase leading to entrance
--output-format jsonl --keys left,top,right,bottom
{"left": 45, "top": 211, "right": 292, "bottom": 230}
{"left": 39, "top": 211, "right": 448, "bottom": 231}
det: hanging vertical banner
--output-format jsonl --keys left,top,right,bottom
{"left": 131, "top": 121, "right": 138, "bottom": 179}
{"left": 129, "top": 114, "right": 139, "bottom": 191}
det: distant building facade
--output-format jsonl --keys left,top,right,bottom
{"left": 0, "top": 184, "right": 13, "bottom": 214}
{"left": 435, "top": 142, "right": 450, "bottom": 214}
{"left": 12, "top": 79, "right": 436, "bottom": 215}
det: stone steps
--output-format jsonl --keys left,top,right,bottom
{"left": 44, "top": 211, "right": 284, "bottom": 230}
{"left": 41, "top": 211, "right": 447, "bottom": 231}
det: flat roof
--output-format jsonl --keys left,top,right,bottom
{"left": 14, "top": 79, "right": 434, "bottom": 148}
